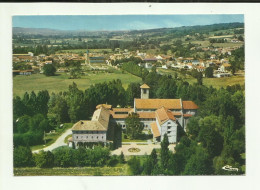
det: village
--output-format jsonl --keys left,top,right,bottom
{"left": 12, "top": 41, "right": 242, "bottom": 78}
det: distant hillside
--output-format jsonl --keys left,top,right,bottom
{"left": 13, "top": 22, "right": 244, "bottom": 36}
{"left": 13, "top": 27, "right": 70, "bottom": 35}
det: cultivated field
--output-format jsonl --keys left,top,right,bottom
{"left": 13, "top": 71, "right": 142, "bottom": 97}
{"left": 14, "top": 165, "right": 129, "bottom": 176}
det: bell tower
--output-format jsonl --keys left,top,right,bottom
{"left": 140, "top": 84, "right": 150, "bottom": 99}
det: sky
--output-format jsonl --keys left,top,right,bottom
{"left": 13, "top": 15, "right": 244, "bottom": 31}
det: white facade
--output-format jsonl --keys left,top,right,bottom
{"left": 158, "top": 119, "right": 178, "bottom": 143}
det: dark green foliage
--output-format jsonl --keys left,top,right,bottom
{"left": 43, "top": 64, "right": 56, "bottom": 76}
{"left": 125, "top": 113, "right": 144, "bottom": 139}
{"left": 142, "top": 149, "right": 158, "bottom": 175}
{"left": 128, "top": 156, "right": 142, "bottom": 175}
{"left": 198, "top": 116, "right": 223, "bottom": 158}
{"left": 66, "top": 82, "right": 88, "bottom": 122}
{"left": 122, "top": 61, "right": 149, "bottom": 79}
{"left": 186, "top": 117, "right": 200, "bottom": 140}
{"left": 126, "top": 82, "right": 141, "bottom": 106}
{"left": 205, "top": 67, "right": 214, "bottom": 78}
{"left": 119, "top": 151, "right": 125, "bottom": 164}
{"left": 48, "top": 93, "right": 70, "bottom": 124}
{"left": 160, "top": 134, "right": 170, "bottom": 170}
{"left": 34, "top": 151, "right": 54, "bottom": 168}
{"left": 13, "top": 146, "right": 34, "bottom": 167}
{"left": 183, "top": 146, "right": 213, "bottom": 175}
{"left": 85, "top": 79, "right": 126, "bottom": 117}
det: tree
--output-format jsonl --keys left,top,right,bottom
{"left": 160, "top": 134, "right": 170, "bottom": 170}
{"left": 128, "top": 156, "right": 142, "bottom": 175}
{"left": 186, "top": 117, "right": 200, "bottom": 140}
{"left": 43, "top": 64, "right": 56, "bottom": 76}
{"left": 13, "top": 146, "right": 34, "bottom": 167}
{"left": 198, "top": 116, "right": 223, "bottom": 158}
{"left": 34, "top": 150, "right": 54, "bottom": 168}
{"left": 36, "top": 90, "right": 50, "bottom": 116}
{"left": 197, "top": 72, "right": 203, "bottom": 85}
{"left": 126, "top": 83, "right": 140, "bottom": 106}
{"left": 205, "top": 67, "right": 214, "bottom": 78}
{"left": 183, "top": 146, "right": 213, "bottom": 175}
{"left": 119, "top": 151, "right": 125, "bottom": 164}
{"left": 125, "top": 113, "right": 144, "bottom": 139}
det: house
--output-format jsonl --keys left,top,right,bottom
{"left": 71, "top": 84, "right": 198, "bottom": 145}
{"left": 196, "top": 66, "right": 206, "bottom": 72}
{"left": 71, "top": 105, "right": 112, "bottom": 147}
{"left": 220, "top": 63, "right": 231, "bottom": 72}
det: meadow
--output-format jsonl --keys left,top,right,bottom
{"left": 157, "top": 68, "right": 244, "bottom": 89}
{"left": 185, "top": 75, "right": 245, "bottom": 89}
{"left": 13, "top": 71, "right": 142, "bottom": 97}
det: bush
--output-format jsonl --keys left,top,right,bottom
{"left": 14, "top": 146, "right": 34, "bottom": 167}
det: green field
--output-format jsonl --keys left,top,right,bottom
{"left": 13, "top": 71, "right": 142, "bottom": 97}
{"left": 185, "top": 75, "right": 245, "bottom": 89}
{"left": 14, "top": 165, "right": 129, "bottom": 176}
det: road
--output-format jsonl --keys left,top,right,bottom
{"left": 33, "top": 128, "right": 72, "bottom": 153}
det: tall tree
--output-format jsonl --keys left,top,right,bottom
{"left": 43, "top": 64, "right": 56, "bottom": 76}
{"left": 125, "top": 113, "right": 144, "bottom": 139}
{"left": 160, "top": 134, "right": 170, "bottom": 170}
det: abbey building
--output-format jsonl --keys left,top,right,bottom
{"left": 71, "top": 84, "right": 198, "bottom": 145}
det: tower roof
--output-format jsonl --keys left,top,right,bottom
{"left": 140, "top": 83, "right": 150, "bottom": 89}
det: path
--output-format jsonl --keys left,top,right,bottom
{"left": 33, "top": 128, "right": 72, "bottom": 153}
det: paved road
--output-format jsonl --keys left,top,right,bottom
{"left": 33, "top": 128, "right": 72, "bottom": 153}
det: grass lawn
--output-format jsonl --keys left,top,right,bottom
{"left": 30, "top": 123, "right": 73, "bottom": 151}
{"left": 14, "top": 165, "right": 129, "bottom": 176}
{"left": 13, "top": 71, "right": 142, "bottom": 97}
{"left": 185, "top": 75, "right": 245, "bottom": 89}
{"left": 122, "top": 133, "right": 152, "bottom": 143}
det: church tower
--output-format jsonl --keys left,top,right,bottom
{"left": 140, "top": 84, "right": 150, "bottom": 99}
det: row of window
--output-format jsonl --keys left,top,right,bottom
{"left": 75, "top": 135, "right": 104, "bottom": 140}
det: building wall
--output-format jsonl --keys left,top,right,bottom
{"left": 159, "top": 120, "right": 177, "bottom": 143}
{"left": 72, "top": 130, "right": 107, "bottom": 143}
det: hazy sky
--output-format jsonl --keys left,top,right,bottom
{"left": 13, "top": 15, "right": 244, "bottom": 31}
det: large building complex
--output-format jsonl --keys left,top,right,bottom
{"left": 71, "top": 84, "right": 198, "bottom": 145}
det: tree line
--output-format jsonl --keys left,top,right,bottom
{"left": 14, "top": 146, "right": 125, "bottom": 168}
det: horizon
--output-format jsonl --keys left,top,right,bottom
{"left": 13, "top": 15, "right": 244, "bottom": 31}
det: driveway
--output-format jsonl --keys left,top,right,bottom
{"left": 33, "top": 128, "right": 72, "bottom": 153}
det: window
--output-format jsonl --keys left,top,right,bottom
{"left": 92, "top": 136, "right": 93, "bottom": 139}
{"left": 97, "top": 136, "right": 99, "bottom": 139}
{"left": 168, "top": 126, "right": 171, "bottom": 130}
{"left": 168, "top": 122, "right": 171, "bottom": 124}
{"left": 102, "top": 136, "right": 103, "bottom": 139}
{"left": 143, "top": 89, "right": 147, "bottom": 94}
{"left": 76, "top": 136, "right": 78, "bottom": 139}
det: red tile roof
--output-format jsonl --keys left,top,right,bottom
{"left": 183, "top": 114, "right": 193, "bottom": 117}
{"left": 155, "top": 107, "right": 176, "bottom": 125}
{"left": 135, "top": 99, "right": 182, "bottom": 109}
{"left": 137, "top": 112, "right": 155, "bottom": 119}
{"left": 151, "top": 122, "right": 160, "bottom": 138}
{"left": 140, "top": 84, "right": 150, "bottom": 89}
{"left": 182, "top": 101, "right": 199, "bottom": 110}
